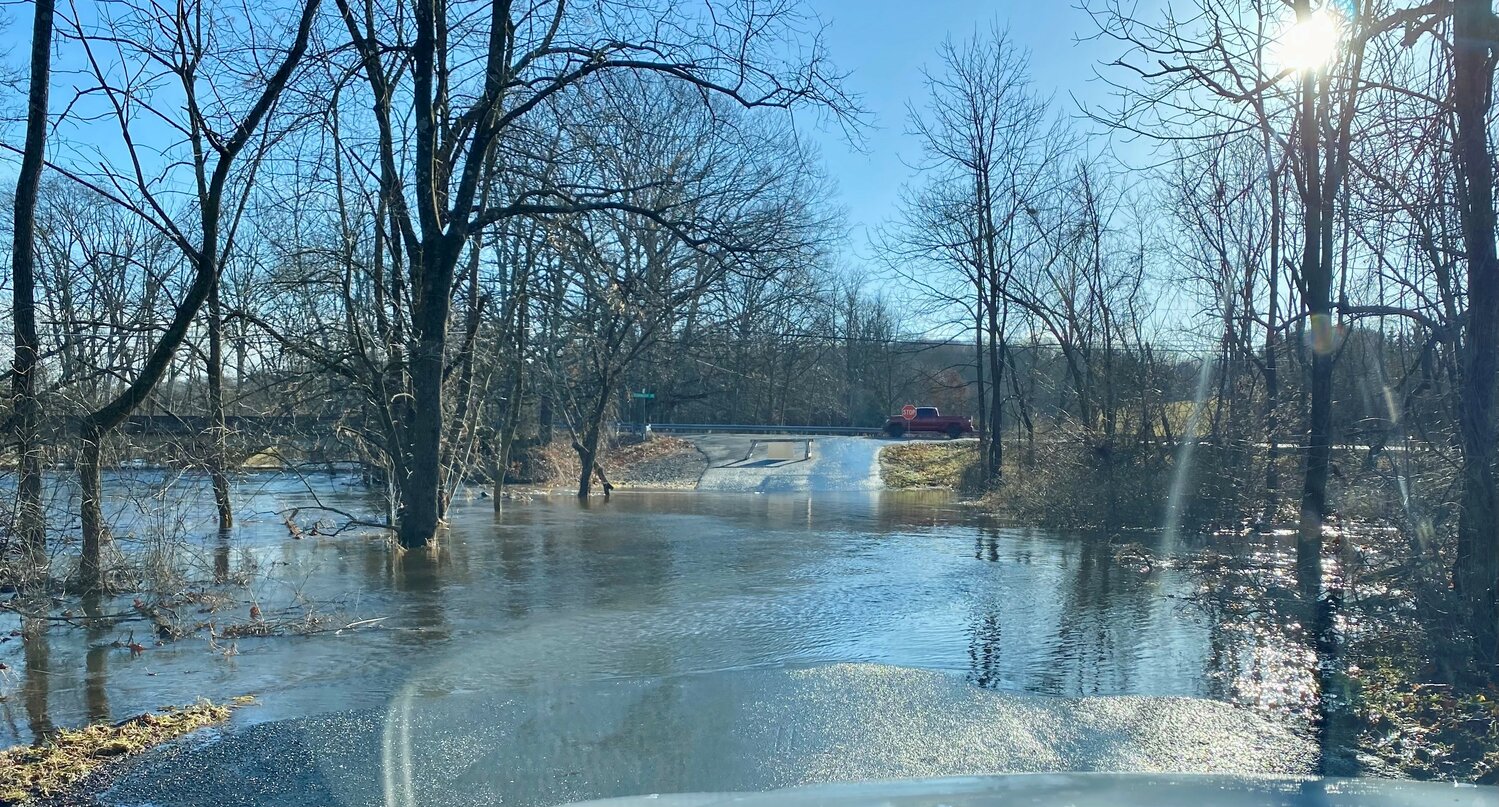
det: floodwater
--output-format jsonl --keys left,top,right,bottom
{"left": 0, "top": 473, "right": 1327, "bottom": 803}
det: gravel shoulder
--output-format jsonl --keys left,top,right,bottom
{"left": 604, "top": 436, "right": 708, "bottom": 489}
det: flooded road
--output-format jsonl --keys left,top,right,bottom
{"left": 1, "top": 474, "right": 1322, "bottom": 803}
{"left": 692, "top": 435, "right": 885, "bottom": 491}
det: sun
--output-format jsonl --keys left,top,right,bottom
{"left": 1274, "top": 7, "right": 1342, "bottom": 72}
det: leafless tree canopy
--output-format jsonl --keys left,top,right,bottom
{"left": 1, "top": 0, "right": 1495, "bottom": 678}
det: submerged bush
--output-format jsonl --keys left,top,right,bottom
{"left": 982, "top": 439, "right": 1262, "bottom": 532}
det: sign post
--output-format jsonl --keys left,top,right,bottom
{"left": 631, "top": 391, "right": 655, "bottom": 431}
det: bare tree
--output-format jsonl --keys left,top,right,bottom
{"left": 324, "top": 0, "right": 852, "bottom": 545}
{"left": 51, "top": 0, "right": 323, "bottom": 589}
{"left": 545, "top": 78, "right": 830, "bottom": 495}
{"left": 1083, "top": 0, "right": 1385, "bottom": 594}
{"left": 1451, "top": 0, "right": 1499, "bottom": 674}
{"left": 881, "top": 24, "right": 1066, "bottom": 482}
{"left": 1168, "top": 135, "right": 1289, "bottom": 521}
{"left": 6, "top": 0, "right": 55, "bottom": 559}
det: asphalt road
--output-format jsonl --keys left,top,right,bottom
{"left": 84, "top": 664, "right": 1316, "bottom": 807}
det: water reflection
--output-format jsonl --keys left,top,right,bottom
{"left": 0, "top": 478, "right": 1323, "bottom": 752}
{"left": 214, "top": 528, "right": 232, "bottom": 585}
{"left": 84, "top": 645, "right": 111, "bottom": 726}
{"left": 1044, "top": 539, "right": 1123, "bottom": 696}
{"left": 967, "top": 613, "right": 1003, "bottom": 689}
{"left": 23, "top": 616, "right": 54, "bottom": 741}
{"left": 389, "top": 548, "right": 451, "bottom": 647}
{"left": 82, "top": 592, "right": 111, "bottom": 725}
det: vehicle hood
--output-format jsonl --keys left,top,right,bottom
{"left": 560, "top": 773, "right": 1496, "bottom": 807}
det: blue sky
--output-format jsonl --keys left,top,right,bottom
{"left": 799, "top": 0, "right": 1151, "bottom": 272}
{"left": 4, "top": 0, "right": 1159, "bottom": 282}
{"left": 8, "top": 0, "right": 1138, "bottom": 237}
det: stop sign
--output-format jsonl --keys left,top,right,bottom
{"left": 901, "top": 404, "right": 917, "bottom": 420}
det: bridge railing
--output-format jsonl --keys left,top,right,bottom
{"left": 618, "top": 422, "right": 884, "bottom": 437}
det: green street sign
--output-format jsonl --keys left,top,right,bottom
{"left": 632, "top": 392, "right": 655, "bottom": 399}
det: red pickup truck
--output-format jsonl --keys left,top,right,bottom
{"left": 884, "top": 407, "right": 976, "bottom": 439}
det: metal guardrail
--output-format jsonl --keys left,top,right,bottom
{"left": 618, "top": 422, "right": 884, "bottom": 437}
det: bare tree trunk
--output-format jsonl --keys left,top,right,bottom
{"left": 575, "top": 376, "right": 615, "bottom": 498}
{"left": 1262, "top": 288, "right": 1282, "bottom": 526}
{"left": 1295, "top": 5, "right": 1331, "bottom": 600}
{"left": 206, "top": 279, "right": 233, "bottom": 529}
{"left": 1060, "top": 344, "right": 1094, "bottom": 431}
{"left": 572, "top": 366, "right": 620, "bottom": 495}
{"left": 78, "top": 431, "right": 106, "bottom": 587}
{"left": 8, "top": 0, "right": 54, "bottom": 557}
{"left": 400, "top": 2, "right": 446, "bottom": 545}
{"left": 495, "top": 362, "right": 525, "bottom": 506}
{"left": 494, "top": 291, "right": 528, "bottom": 509}
{"left": 1299, "top": 284, "right": 1333, "bottom": 602}
{"left": 1210, "top": 338, "right": 1231, "bottom": 442}
{"left": 1262, "top": 151, "right": 1283, "bottom": 528}
{"left": 1008, "top": 347, "right": 1035, "bottom": 464}
{"left": 538, "top": 266, "right": 564, "bottom": 446}
{"left": 985, "top": 294, "right": 1005, "bottom": 479}
{"left": 974, "top": 289, "right": 988, "bottom": 461}
{"left": 843, "top": 291, "right": 858, "bottom": 425}
{"left": 1452, "top": 0, "right": 1499, "bottom": 674}
{"left": 439, "top": 237, "right": 486, "bottom": 515}
{"left": 400, "top": 353, "right": 445, "bottom": 545}
{"left": 397, "top": 246, "right": 452, "bottom": 548}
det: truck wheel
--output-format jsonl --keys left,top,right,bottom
{"left": 946, "top": 424, "right": 963, "bottom": 439}
{"left": 886, "top": 423, "right": 906, "bottom": 439}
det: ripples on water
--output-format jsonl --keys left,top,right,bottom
{"left": 1, "top": 472, "right": 1318, "bottom": 747}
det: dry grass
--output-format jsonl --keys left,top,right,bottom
{"left": 0, "top": 698, "right": 251, "bottom": 804}
{"left": 608, "top": 435, "right": 694, "bottom": 465}
{"left": 520, "top": 435, "right": 705, "bottom": 489}
{"left": 880, "top": 441, "right": 981, "bottom": 489}
{"left": 241, "top": 448, "right": 285, "bottom": 469}
{"left": 528, "top": 440, "right": 582, "bottom": 487}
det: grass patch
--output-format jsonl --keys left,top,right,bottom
{"left": 0, "top": 697, "right": 251, "bottom": 804}
{"left": 880, "top": 441, "right": 981, "bottom": 489}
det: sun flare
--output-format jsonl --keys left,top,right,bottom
{"left": 1275, "top": 7, "right": 1342, "bottom": 71}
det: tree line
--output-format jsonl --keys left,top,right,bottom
{"left": 877, "top": 3, "right": 1497, "bottom": 677}
{"left": 3, "top": 0, "right": 858, "bottom": 571}
{"left": 3, "top": 0, "right": 1496, "bottom": 677}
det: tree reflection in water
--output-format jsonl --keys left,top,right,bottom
{"left": 22, "top": 615, "right": 54, "bottom": 742}
{"left": 82, "top": 592, "right": 111, "bottom": 725}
